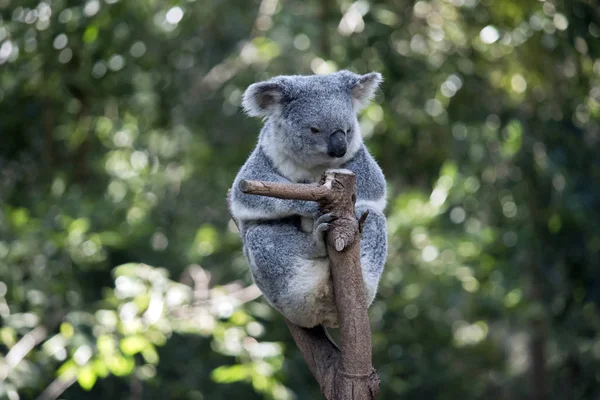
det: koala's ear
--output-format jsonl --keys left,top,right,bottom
{"left": 241, "top": 81, "right": 283, "bottom": 117}
{"left": 350, "top": 72, "right": 383, "bottom": 111}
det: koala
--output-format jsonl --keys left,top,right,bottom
{"left": 230, "top": 70, "right": 388, "bottom": 328}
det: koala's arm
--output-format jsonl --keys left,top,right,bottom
{"left": 230, "top": 147, "right": 319, "bottom": 221}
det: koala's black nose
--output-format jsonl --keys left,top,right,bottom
{"left": 327, "top": 130, "right": 347, "bottom": 158}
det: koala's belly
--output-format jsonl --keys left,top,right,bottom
{"left": 300, "top": 216, "right": 314, "bottom": 233}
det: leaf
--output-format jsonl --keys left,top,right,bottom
{"left": 97, "top": 335, "right": 115, "bottom": 355}
{"left": 120, "top": 335, "right": 149, "bottom": 355}
{"left": 107, "top": 355, "right": 135, "bottom": 377}
{"left": 77, "top": 365, "right": 97, "bottom": 391}
{"left": 501, "top": 120, "right": 522, "bottom": 158}
{"left": 191, "top": 224, "right": 219, "bottom": 258}
{"left": 57, "top": 360, "right": 77, "bottom": 379}
{"left": 93, "top": 359, "right": 109, "bottom": 378}
{"left": 211, "top": 365, "right": 251, "bottom": 383}
{"left": 69, "top": 218, "right": 90, "bottom": 235}
{"left": 83, "top": 25, "right": 99, "bottom": 44}
{"left": 229, "top": 310, "right": 250, "bottom": 326}
{"left": 10, "top": 208, "right": 29, "bottom": 228}
{"left": 113, "top": 263, "right": 141, "bottom": 277}
{"left": 141, "top": 345, "right": 159, "bottom": 365}
{"left": 60, "top": 322, "right": 74, "bottom": 339}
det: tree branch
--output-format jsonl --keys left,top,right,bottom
{"left": 235, "top": 169, "right": 380, "bottom": 399}
{"left": 35, "top": 374, "right": 77, "bottom": 400}
{"left": 0, "top": 326, "right": 48, "bottom": 383}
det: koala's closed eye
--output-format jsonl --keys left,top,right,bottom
{"left": 310, "top": 127, "right": 320, "bottom": 134}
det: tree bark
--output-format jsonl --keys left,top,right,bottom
{"left": 237, "top": 169, "right": 380, "bottom": 399}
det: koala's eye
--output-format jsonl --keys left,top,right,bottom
{"left": 347, "top": 127, "right": 352, "bottom": 133}
{"left": 310, "top": 127, "right": 320, "bottom": 134}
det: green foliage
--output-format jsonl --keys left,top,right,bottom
{"left": 1, "top": 0, "right": 599, "bottom": 399}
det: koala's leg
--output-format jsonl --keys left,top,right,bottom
{"left": 244, "top": 222, "right": 338, "bottom": 328}
{"left": 356, "top": 206, "right": 388, "bottom": 306}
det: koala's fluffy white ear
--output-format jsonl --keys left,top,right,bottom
{"left": 242, "top": 81, "right": 283, "bottom": 118}
{"left": 351, "top": 72, "right": 383, "bottom": 111}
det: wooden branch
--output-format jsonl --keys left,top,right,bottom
{"left": 0, "top": 326, "right": 47, "bottom": 383}
{"left": 35, "top": 374, "right": 77, "bottom": 400}
{"left": 284, "top": 319, "right": 341, "bottom": 398}
{"left": 239, "top": 180, "right": 326, "bottom": 202}
{"left": 238, "top": 169, "right": 380, "bottom": 399}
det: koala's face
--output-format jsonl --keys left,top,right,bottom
{"left": 242, "top": 70, "right": 382, "bottom": 167}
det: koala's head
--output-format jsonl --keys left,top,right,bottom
{"left": 242, "top": 70, "right": 382, "bottom": 167}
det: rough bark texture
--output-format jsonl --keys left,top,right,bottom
{"left": 235, "top": 169, "right": 380, "bottom": 399}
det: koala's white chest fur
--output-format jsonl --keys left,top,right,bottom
{"left": 261, "top": 133, "right": 362, "bottom": 234}
{"left": 274, "top": 158, "right": 325, "bottom": 183}
{"left": 268, "top": 154, "right": 322, "bottom": 233}
{"left": 261, "top": 139, "right": 326, "bottom": 183}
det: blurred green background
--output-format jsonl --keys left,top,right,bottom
{"left": 1, "top": 0, "right": 599, "bottom": 399}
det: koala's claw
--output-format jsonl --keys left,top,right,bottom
{"left": 313, "top": 213, "right": 337, "bottom": 253}
{"left": 315, "top": 222, "right": 329, "bottom": 234}
{"left": 317, "top": 213, "right": 337, "bottom": 223}
{"left": 315, "top": 213, "right": 337, "bottom": 232}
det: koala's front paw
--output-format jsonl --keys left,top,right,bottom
{"left": 313, "top": 213, "right": 336, "bottom": 256}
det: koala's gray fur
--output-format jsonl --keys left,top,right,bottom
{"left": 230, "top": 70, "right": 388, "bottom": 328}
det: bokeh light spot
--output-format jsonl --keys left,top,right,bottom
{"left": 166, "top": 6, "right": 184, "bottom": 24}
{"left": 293, "top": 34, "right": 310, "bottom": 51}
{"left": 53, "top": 33, "right": 67, "bottom": 50}
{"left": 130, "top": 41, "right": 146, "bottom": 58}
{"left": 108, "top": 54, "right": 125, "bottom": 71}
{"left": 450, "top": 207, "right": 466, "bottom": 224}
{"left": 480, "top": 26, "right": 499, "bottom": 44}
{"left": 553, "top": 13, "right": 569, "bottom": 31}
{"left": 511, "top": 74, "right": 527, "bottom": 93}
{"left": 84, "top": 0, "right": 100, "bottom": 17}
{"left": 422, "top": 245, "right": 439, "bottom": 262}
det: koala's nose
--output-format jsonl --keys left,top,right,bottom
{"left": 327, "top": 130, "right": 347, "bottom": 158}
